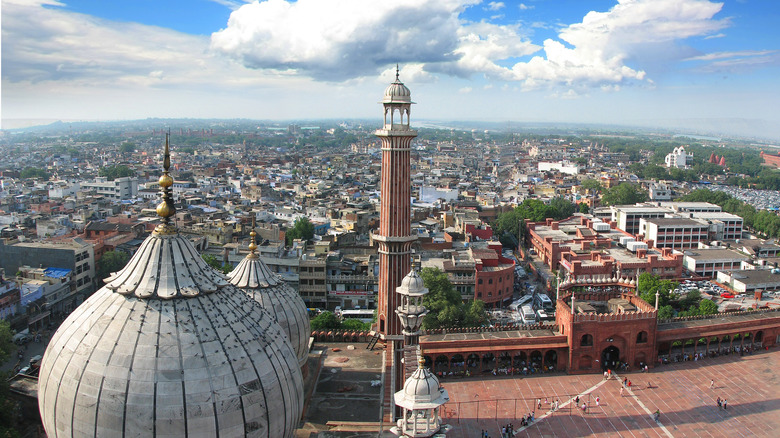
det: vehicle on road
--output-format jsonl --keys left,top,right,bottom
{"left": 520, "top": 305, "right": 536, "bottom": 324}
{"left": 340, "top": 309, "right": 375, "bottom": 323}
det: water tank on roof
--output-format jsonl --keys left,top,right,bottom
{"left": 593, "top": 222, "right": 610, "bottom": 232}
{"left": 620, "top": 236, "right": 635, "bottom": 246}
{"left": 627, "top": 241, "right": 648, "bottom": 252}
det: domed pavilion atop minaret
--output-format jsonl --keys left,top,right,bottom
{"left": 38, "top": 134, "right": 304, "bottom": 438}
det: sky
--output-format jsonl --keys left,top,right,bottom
{"left": 2, "top": 0, "right": 780, "bottom": 138}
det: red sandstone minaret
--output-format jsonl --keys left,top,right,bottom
{"left": 374, "top": 67, "right": 418, "bottom": 339}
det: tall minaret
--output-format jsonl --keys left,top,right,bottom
{"left": 375, "top": 66, "right": 418, "bottom": 339}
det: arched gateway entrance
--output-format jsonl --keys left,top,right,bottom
{"left": 602, "top": 346, "right": 620, "bottom": 370}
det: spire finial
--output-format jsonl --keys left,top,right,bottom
{"left": 248, "top": 216, "right": 258, "bottom": 256}
{"left": 154, "top": 131, "right": 176, "bottom": 234}
{"left": 395, "top": 64, "right": 400, "bottom": 81}
{"left": 418, "top": 348, "right": 426, "bottom": 369}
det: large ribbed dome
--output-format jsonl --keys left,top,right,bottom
{"left": 38, "top": 136, "right": 303, "bottom": 438}
{"left": 227, "top": 237, "right": 311, "bottom": 368}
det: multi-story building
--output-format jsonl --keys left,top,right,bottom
{"left": 648, "top": 183, "right": 671, "bottom": 201}
{"left": 690, "top": 212, "right": 743, "bottom": 240}
{"left": 682, "top": 248, "right": 751, "bottom": 277}
{"left": 639, "top": 217, "right": 710, "bottom": 250}
{"left": 612, "top": 205, "right": 668, "bottom": 235}
{"left": 81, "top": 177, "right": 139, "bottom": 200}
{"left": 0, "top": 237, "right": 95, "bottom": 300}
{"left": 299, "top": 256, "right": 327, "bottom": 308}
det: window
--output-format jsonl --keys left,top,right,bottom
{"left": 478, "top": 279, "right": 483, "bottom": 284}
{"left": 636, "top": 331, "right": 648, "bottom": 344}
{"left": 580, "top": 334, "right": 593, "bottom": 347}
{"left": 488, "top": 279, "right": 493, "bottom": 284}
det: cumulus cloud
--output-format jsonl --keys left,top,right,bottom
{"left": 518, "top": 3, "right": 534, "bottom": 10}
{"left": 508, "top": 0, "right": 729, "bottom": 89}
{"left": 211, "top": 0, "right": 482, "bottom": 81}
{"left": 211, "top": 0, "right": 731, "bottom": 90}
{"left": 485, "top": 2, "right": 504, "bottom": 11}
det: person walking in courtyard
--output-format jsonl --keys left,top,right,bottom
{"left": 723, "top": 399, "right": 728, "bottom": 409}
{"left": 653, "top": 410, "right": 660, "bottom": 422}
{"left": 710, "top": 379, "right": 715, "bottom": 389}
{"left": 582, "top": 402, "right": 587, "bottom": 413}
{"left": 596, "top": 396, "right": 600, "bottom": 407}
{"left": 620, "top": 386, "right": 624, "bottom": 396}
{"left": 537, "top": 398, "right": 541, "bottom": 410}
{"left": 717, "top": 397, "right": 722, "bottom": 409}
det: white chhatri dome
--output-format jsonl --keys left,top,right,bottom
{"left": 227, "top": 228, "right": 311, "bottom": 368}
{"left": 38, "top": 136, "right": 303, "bottom": 438}
{"left": 383, "top": 66, "right": 412, "bottom": 104}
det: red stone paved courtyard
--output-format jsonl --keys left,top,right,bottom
{"left": 439, "top": 349, "right": 780, "bottom": 437}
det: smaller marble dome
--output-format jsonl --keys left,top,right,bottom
{"left": 227, "top": 229, "right": 311, "bottom": 368}
{"left": 383, "top": 66, "right": 412, "bottom": 104}
{"left": 395, "top": 356, "right": 449, "bottom": 410}
{"left": 396, "top": 269, "right": 428, "bottom": 297}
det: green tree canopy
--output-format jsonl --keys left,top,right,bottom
{"left": 637, "top": 272, "right": 676, "bottom": 307}
{"left": 119, "top": 142, "right": 135, "bottom": 153}
{"left": 580, "top": 179, "right": 602, "bottom": 193}
{"left": 99, "top": 165, "right": 136, "bottom": 181}
{"left": 20, "top": 167, "right": 49, "bottom": 180}
{"left": 202, "top": 254, "right": 234, "bottom": 274}
{"left": 601, "top": 182, "right": 648, "bottom": 206}
{"left": 679, "top": 290, "right": 702, "bottom": 310}
{"left": 657, "top": 305, "right": 675, "bottom": 319}
{"left": 579, "top": 202, "right": 590, "bottom": 214}
{"left": 96, "top": 250, "right": 130, "bottom": 282}
{"left": 420, "top": 267, "right": 487, "bottom": 329}
{"left": 310, "top": 311, "right": 340, "bottom": 330}
{"left": 0, "top": 320, "right": 15, "bottom": 364}
{"left": 286, "top": 217, "right": 315, "bottom": 245}
{"left": 698, "top": 299, "right": 719, "bottom": 315}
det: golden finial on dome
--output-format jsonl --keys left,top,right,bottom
{"left": 248, "top": 216, "right": 258, "bottom": 258}
{"left": 418, "top": 348, "right": 426, "bottom": 369}
{"left": 154, "top": 131, "right": 177, "bottom": 235}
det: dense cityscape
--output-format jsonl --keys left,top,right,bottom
{"left": 4, "top": 0, "right": 780, "bottom": 437}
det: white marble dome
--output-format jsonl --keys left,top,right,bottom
{"left": 383, "top": 68, "right": 411, "bottom": 104}
{"left": 397, "top": 269, "right": 428, "bottom": 297}
{"left": 395, "top": 358, "right": 449, "bottom": 410}
{"left": 38, "top": 229, "right": 304, "bottom": 438}
{"left": 227, "top": 249, "right": 311, "bottom": 368}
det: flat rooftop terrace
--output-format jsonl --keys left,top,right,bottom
{"left": 441, "top": 348, "right": 780, "bottom": 437}
{"left": 422, "top": 327, "right": 560, "bottom": 343}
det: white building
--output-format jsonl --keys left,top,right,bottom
{"left": 649, "top": 183, "right": 671, "bottom": 201}
{"left": 81, "top": 176, "right": 139, "bottom": 200}
{"left": 665, "top": 146, "right": 693, "bottom": 168}
{"left": 538, "top": 161, "right": 579, "bottom": 175}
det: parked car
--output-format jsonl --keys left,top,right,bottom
{"left": 720, "top": 292, "right": 735, "bottom": 299}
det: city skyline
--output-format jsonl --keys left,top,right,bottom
{"left": 3, "top": 0, "right": 780, "bottom": 139}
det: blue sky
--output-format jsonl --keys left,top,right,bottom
{"left": 3, "top": 0, "right": 780, "bottom": 139}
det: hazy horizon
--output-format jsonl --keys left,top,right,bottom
{"left": 3, "top": 1, "right": 780, "bottom": 139}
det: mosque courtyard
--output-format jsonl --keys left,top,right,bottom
{"left": 441, "top": 348, "right": 780, "bottom": 438}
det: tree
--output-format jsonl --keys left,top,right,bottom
{"left": 601, "top": 182, "right": 648, "bottom": 206}
{"left": 579, "top": 202, "right": 590, "bottom": 214}
{"left": 119, "top": 142, "right": 135, "bottom": 153}
{"left": 658, "top": 305, "right": 675, "bottom": 319}
{"left": 419, "top": 267, "right": 487, "bottom": 329}
{"left": 680, "top": 290, "right": 702, "bottom": 310}
{"left": 699, "top": 299, "right": 719, "bottom": 315}
{"left": 286, "top": 217, "right": 315, "bottom": 245}
{"left": 99, "top": 165, "right": 136, "bottom": 181}
{"left": 310, "top": 311, "right": 340, "bottom": 330}
{"left": 20, "top": 167, "right": 49, "bottom": 180}
{"left": 548, "top": 197, "right": 575, "bottom": 220}
{"left": 341, "top": 319, "right": 371, "bottom": 331}
{"left": 638, "top": 273, "right": 676, "bottom": 307}
{"left": 96, "top": 250, "right": 130, "bottom": 282}
{"left": 202, "top": 254, "right": 233, "bottom": 274}
{"left": 0, "top": 320, "right": 15, "bottom": 364}
{"left": 580, "top": 179, "right": 602, "bottom": 193}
